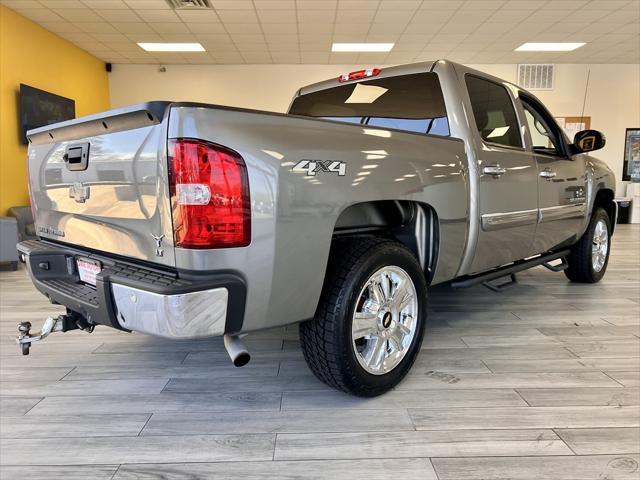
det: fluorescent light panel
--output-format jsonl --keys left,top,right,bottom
{"left": 138, "top": 42, "right": 205, "bottom": 52}
{"left": 515, "top": 42, "right": 585, "bottom": 52}
{"left": 332, "top": 43, "right": 394, "bottom": 52}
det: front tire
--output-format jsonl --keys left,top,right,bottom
{"left": 299, "top": 237, "right": 427, "bottom": 397}
{"left": 564, "top": 208, "right": 612, "bottom": 283}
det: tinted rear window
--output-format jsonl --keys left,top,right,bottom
{"left": 289, "top": 72, "right": 449, "bottom": 136}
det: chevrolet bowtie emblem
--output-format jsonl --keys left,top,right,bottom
{"left": 69, "top": 182, "right": 90, "bottom": 203}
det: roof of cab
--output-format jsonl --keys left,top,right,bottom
{"left": 297, "top": 60, "right": 437, "bottom": 96}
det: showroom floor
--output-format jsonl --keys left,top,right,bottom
{"left": 0, "top": 226, "right": 638, "bottom": 480}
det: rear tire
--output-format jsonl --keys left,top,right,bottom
{"left": 299, "top": 237, "right": 427, "bottom": 397}
{"left": 564, "top": 208, "right": 611, "bottom": 283}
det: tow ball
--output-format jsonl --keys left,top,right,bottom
{"left": 16, "top": 314, "right": 94, "bottom": 355}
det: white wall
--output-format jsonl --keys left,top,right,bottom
{"left": 109, "top": 63, "right": 640, "bottom": 195}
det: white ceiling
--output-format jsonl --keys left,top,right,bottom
{"left": 3, "top": 0, "right": 639, "bottom": 64}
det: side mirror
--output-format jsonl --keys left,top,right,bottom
{"left": 573, "top": 129, "right": 606, "bottom": 153}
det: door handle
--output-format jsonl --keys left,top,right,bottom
{"left": 483, "top": 165, "right": 507, "bottom": 178}
{"left": 539, "top": 168, "right": 557, "bottom": 180}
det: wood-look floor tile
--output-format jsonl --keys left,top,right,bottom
{"left": 556, "top": 427, "right": 640, "bottom": 454}
{"left": 432, "top": 454, "right": 640, "bottom": 479}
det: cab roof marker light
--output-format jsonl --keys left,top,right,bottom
{"left": 338, "top": 68, "right": 382, "bottom": 83}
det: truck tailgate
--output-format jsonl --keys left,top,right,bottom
{"left": 26, "top": 102, "right": 176, "bottom": 267}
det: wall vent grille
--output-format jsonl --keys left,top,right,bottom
{"left": 165, "top": 0, "right": 212, "bottom": 9}
{"left": 518, "top": 64, "right": 554, "bottom": 90}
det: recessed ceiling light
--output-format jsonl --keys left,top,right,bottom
{"left": 515, "top": 42, "right": 585, "bottom": 52}
{"left": 138, "top": 42, "right": 206, "bottom": 52}
{"left": 332, "top": 43, "right": 394, "bottom": 52}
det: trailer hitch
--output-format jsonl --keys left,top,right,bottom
{"left": 16, "top": 313, "right": 94, "bottom": 355}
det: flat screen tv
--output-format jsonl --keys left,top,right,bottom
{"left": 19, "top": 84, "right": 75, "bottom": 144}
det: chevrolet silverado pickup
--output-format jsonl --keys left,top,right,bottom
{"left": 17, "top": 60, "right": 616, "bottom": 396}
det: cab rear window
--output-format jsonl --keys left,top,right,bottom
{"left": 289, "top": 72, "right": 450, "bottom": 137}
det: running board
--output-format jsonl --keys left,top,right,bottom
{"left": 451, "top": 249, "right": 571, "bottom": 290}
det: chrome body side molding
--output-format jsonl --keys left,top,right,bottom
{"left": 481, "top": 209, "right": 538, "bottom": 231}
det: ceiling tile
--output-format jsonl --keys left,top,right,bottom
{"left": 112, "top": 21, "right": 155, "bottom": 33}
{"left": 296, "top": 0, "right": 337, "bottom": 9}
{"left": 16, "top": 9, "right": 65, "bottom": 22}
{"left": 257, "top": 9, "right": 296, "bottom": 22}
{"left": 94, "top": 9, "right": 141, "bottom": 22}
{"left": 212, "top": 0, "right": 253, "bottom": 8}
{"left": 37, "top": 21, "right": 75, "bottom": 32}
{"left": 0, "top": 0, "right": 42, "bottom": 8}
{"left": 76, "top": 21, "right": 121, "bottom": 33}
{"left": 45, "top": 0, "right": 85, "bottom": 8}
{"left": 262, "top": 22, "right": 298, "bottom": 33}
{"left": 159, "top": 33, "right": 197, "bottom": 41}
{"left": 54, "top": 8, "right": 104, "bottom": 21}
{"left": 297, "top": 9, "right": 335, "bottom": 23}
{"left": 187, "top": 22, "right": 227, "bottom": 33}
{"left": 336, "top": 9, "right": 376, "bottom": 23}
{"left": 373, "top": 9, "right": 414, "bottom": 23}
{"left": 176, "top": 10, "right": 220, "bottom": 22}
{"left": 225, "top": 22, "right": 262, "bottom": 33}
{"left": 123, "top": 0, "right": 169, "bottom": 9}
{"left": 216, "top": 9, "right": 258, "bottom": 23}
{"left": 91, "top": 32, "right": 129, "bottom": 41}
{"left": 148, "top": 20, "right": 188, "bottom": 31}
{"left": 81, "top": 0, "right": 129, "bottom": 8}
{"left": 338, "top": 1, "right": 380, "bottom": 10}
{"left": 379, "top": 1, "right": 421, "bottom": 10}
{"left": 254, "top": 0, "right": 295, "bottom": 9}
{"left": 137, "top": 9, "right": 181, "bottom": 22}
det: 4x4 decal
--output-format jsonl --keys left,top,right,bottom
{"left": 292, "top": 160, "right": 346, "bottom": 176}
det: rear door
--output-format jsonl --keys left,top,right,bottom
{"left": 27, "top": 103, "right": 176, "bottom": 267}
{"left": 519, "top": 94, "right": 588, "bottom": 252}
{"left": 464, "top": 75, "right": 539, "bottom": 274}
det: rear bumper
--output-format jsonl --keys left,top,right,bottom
{"left": 17, "top": 239, "right": 246, "bottom": 339}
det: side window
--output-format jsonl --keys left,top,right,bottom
{"left": 465, "top": 75, "right": 522, "bottom": 148}
{"left": 521, "top": 97, "right": 563, "bottom": 156}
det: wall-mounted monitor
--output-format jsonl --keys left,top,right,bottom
{"left": 19, "top": 84, "right": 75, "bottom": 144}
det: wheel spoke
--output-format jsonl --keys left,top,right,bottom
{"left": 352, "top": 311, "right": 378, "bottom": 339}
{"left": 365, "top": 335, "right": 387, "bottom": 369}
{"left": 369, "top": 280, "right": 385, "bottom": 305}
{"left": 378, "top": 272, "right": 391, "bottom": 301}
{"left": 388, "top": 329, "right": 405, "bottom": 351}
{"left": 383, "top": 349, "right": 404, "bottom": 371}
{"left": 398, "top": 322, "right": 412, "bottom": 336}
{"left": 391, "top": 279, "right": 409, "bottom": 310}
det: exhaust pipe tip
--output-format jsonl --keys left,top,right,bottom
{"left": 233, "top": 351, "right": 251, "bottom": 367}
{"left": 223, "top": 334, "right": 251, "bottom": 367}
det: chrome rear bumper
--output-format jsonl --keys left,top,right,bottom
{"left": 112, "top": 283, "right": 228, "bottom": 339}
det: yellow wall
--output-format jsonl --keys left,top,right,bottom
{"left": 0, "top": 5, "right": 110, "bottom": 215}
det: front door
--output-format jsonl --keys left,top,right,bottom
{"left": 520, "top": 94, "right": 588, "bottom": 253}
{"left": 464, "top": 75, "right": 539, "bottom": 274}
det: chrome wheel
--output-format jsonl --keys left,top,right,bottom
{"left": 352, "top": 266, "right": 418, "bottom": 375}
{"left": 591, "top": 219, "right": 609, "bottom": 273}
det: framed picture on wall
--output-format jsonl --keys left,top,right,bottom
{"left": 623, "top": 128, "right": 640, "bottom": 182}
{"left": 555, "top": 116, "right": 590, "bottom": 141}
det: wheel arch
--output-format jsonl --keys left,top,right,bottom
{"left": 592, "top": 188, "right": 616, "bottom": 234}
{"left": 332, "top": 200, "right": 440, "bottom": 284}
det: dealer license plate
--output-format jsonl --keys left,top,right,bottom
{"left": 77, "top": 258, "right": 101, "bottom": 286}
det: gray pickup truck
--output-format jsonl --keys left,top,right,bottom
{"left": 17, "top": 60, "right": 615, "bottom": 396}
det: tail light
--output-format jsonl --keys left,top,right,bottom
{"left": 168, "top": 138, "right": 250, "bottom": 249}
{"left": 338, "top": 68, "right": 381, "bottom": 83}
